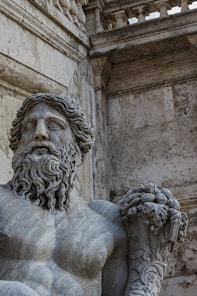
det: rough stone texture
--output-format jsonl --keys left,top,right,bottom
{"left": 0, "top": 85, "right": 26, "bottom": 183}
{"left": 108, "top": 81, "right": 197, "bottom": 193}
{"left": 160, "top": 275, "right": 197, "bottom": 296}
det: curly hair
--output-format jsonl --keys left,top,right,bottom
{"left": 10, "top": 93, "right": 95, "bottom": 158}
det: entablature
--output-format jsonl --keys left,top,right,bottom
{"left": 85, "top": 0, "right": 196, "bottom": 32}
{"left": 89, "top": 10, "right": 197, "bottom": 61}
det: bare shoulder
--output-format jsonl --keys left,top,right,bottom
{"left": 0, "top": 184, "right": 12, "bottom": 198}
{"left": 88, "top": 199, "right": 122, "bottom": 225}
{"left": 0, "top": 184, "right": 7, "bottom": 190}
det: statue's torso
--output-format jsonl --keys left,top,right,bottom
{"left": 0, "top": 185, "right": 123, "bottom": 296}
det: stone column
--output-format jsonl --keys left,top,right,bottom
{"left": 90, "top": 56, "right": 112, "bottom": 200}
{"left": 180, "top": 0, "right": 190, "bottom": 12}
{"left": 155, "top": 0, "right": 171, "bottom": 17}
{"left": 133, "top": 5, "right": 147, "bottom": 23}
{"left": 112, "top": 10, "right": 127, "bottom": 28}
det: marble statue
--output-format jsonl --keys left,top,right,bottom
{"left": 0, "top": 93, "right": 187, "bottom": 296}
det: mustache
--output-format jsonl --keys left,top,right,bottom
{"left": 12, "top": 141, "right": 62, "bottom": 171}
{"left": 24, "top": 141, "right": 61, "bottom": 156}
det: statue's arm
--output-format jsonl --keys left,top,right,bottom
{"left": 120, "top": 183, "right": 188, "bottom": 296}
{"left": 102, "top": 237, "right": 128, "bottom": 296}
{"left": 89, "top": 200, "right": 128, "bottom": 296}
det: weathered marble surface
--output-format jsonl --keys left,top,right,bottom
{"left": 0, "top": 94, "right": 187, "bottom": 296}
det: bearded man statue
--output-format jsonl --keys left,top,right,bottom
{"left": 0, "top": 93, "right": 187, "bottom": 296}
{"left": 9, "top": 94, "right": 93, "bottom": 213}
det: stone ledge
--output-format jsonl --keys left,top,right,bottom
{"left": 0, "top": 54, "right": 67, "bottom": 94}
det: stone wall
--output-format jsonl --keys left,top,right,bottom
{"left": 108, "top": 82, "right": 197, "bottom": 197}
{"left": 89, "top": 8, "right": 197, "bottom": 295}
{"left": 0, "top": 0, "right": 95, "bottom": 201}
{"left": 108, "top": 80, "right": 197, "bottom": 296}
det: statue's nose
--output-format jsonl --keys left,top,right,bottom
{"left": 34, "top": 120, "right": 49, "bottom": 141}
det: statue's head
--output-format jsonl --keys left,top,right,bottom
{"left": 9, "top": 93, "right": 94, "bottom": 212}
{"left": 10, "top": 93, "right": 94, "bottom": 158}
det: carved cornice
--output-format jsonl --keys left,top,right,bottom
{"left": 0, "top": 0, "right": 89, "bottom": 63}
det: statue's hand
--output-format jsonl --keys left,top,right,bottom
{"left": 120, "top": 183, "right": 187, "bottom": 243}
{"left": 119, "top": 183, "right": 188, "bottom": 296}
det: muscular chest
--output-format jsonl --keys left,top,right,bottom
{"left": 0, "top": 193, "right": 115, "bottom": 278}
{"left": 54, "top": 208, "right": 116, "bottom": 277}
{"left": 0, "top": 195, "right": 56, "bottom": 261}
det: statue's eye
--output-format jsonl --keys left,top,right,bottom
{"left": 23, "top": 121, "right": 36, "bottom": 131}
{"left": 47, "top": 121, "right": 63, "bottom": 130}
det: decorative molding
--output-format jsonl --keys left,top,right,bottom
{"left": 0, "top": 0, "right": 89, "bottom": 63}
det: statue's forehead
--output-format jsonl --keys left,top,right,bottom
{"left": 24, "top": 101, "right": 66, "bottom": 120}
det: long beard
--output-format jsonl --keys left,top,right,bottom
{"left": 10, "top": 141, "right": 80, "bottom": 213}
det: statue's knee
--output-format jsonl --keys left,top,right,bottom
{"left": 0, "top": 280, "right": 39, "bottom": 296}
